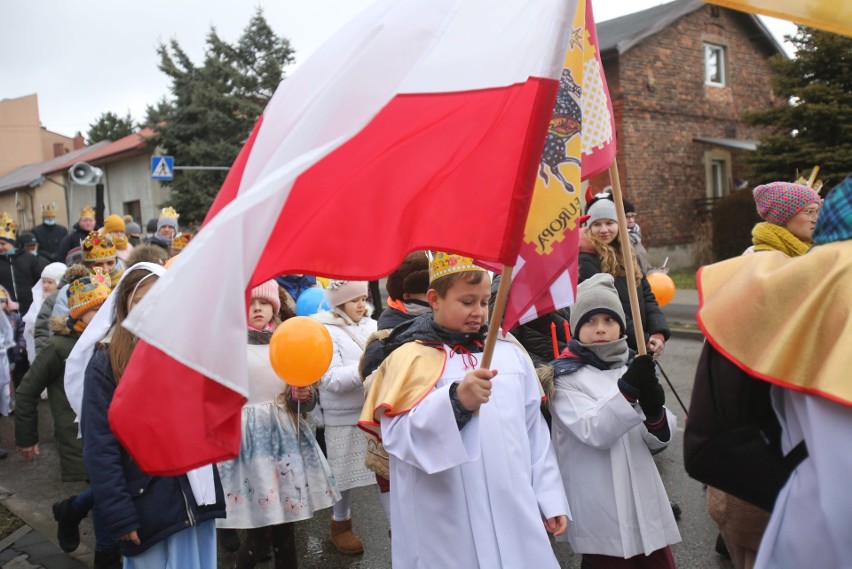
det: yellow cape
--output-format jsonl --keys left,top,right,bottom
{"left": 697, "top": 241, "right": 852, "bottom": 407}
{"left": 358, "top": 342, "right": 447, "bottom": 438}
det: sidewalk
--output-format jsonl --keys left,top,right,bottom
{"left": 0, "top": 486, "right": 90, "bottom": 569}
{"left": 661, "top": 287, "right": 703, "bottom": 340}
{"left": 0, "top": 404, "right": 94, "bottom": 568}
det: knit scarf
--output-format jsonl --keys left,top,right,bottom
{"left": 752, "top": 222, "right": 811, "bottom": 257}
{"left": 567, "top": 337, "right": 629, "bottom": 370}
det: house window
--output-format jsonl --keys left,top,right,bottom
{"left": 704, "top": 150, "right": 732, "bottom": 200}
{"left": 710, "top": 159, "right": 727, "bottom": 197}
{"left": 124, "top": 200, "right": 142, "bottom": 224}
{"left": 704, "top": 43, "right": 726, "bottom": 86}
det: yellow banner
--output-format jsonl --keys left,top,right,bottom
{"left": 523, "top": 1, "right": 586, "bottom": 255}
{"left": 706, "top": 0, "right": 852, "bottom": 37}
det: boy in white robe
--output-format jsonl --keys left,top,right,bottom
{"left": 359, "top": 252, "right": 570, "bottom": 568}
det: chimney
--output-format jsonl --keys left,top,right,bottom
{"left": 73, "top": 132, "right": 85, "bottom": 150}
{"left": 53, "top": 142, "right": 66, "bottom": 157}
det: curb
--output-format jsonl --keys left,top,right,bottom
{"left": 0, "top": 485, "right": 94, "bottom": 567}
{"left": 669, "top": 327, "right": 704, "bottom": 341}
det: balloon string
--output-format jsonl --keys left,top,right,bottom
{"left": 297, "top": 400, "right": 301, "bottom": 445}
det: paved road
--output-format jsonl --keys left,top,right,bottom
{"left": 0, "top": 336, "right": 732, "bottom": 569}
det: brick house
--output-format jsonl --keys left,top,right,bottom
{"left": 589, "top": 0, "right": 785, "bottom": 267}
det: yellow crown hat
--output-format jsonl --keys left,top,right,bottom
{"left": 79, "top": 205, "right": 95, "bottom": 220}
{"left": 170, "top": 232, "right": 193, "bottom": 251}
{"left": 0, "top": 212, "right": 16, "bottom": 243}
{"left": 428, "top": 251, "right": 487, "bottom": 283}
{"left": 68, "top": 267, "right": 112, "bottom": 319}
{"left": 41, "top": 203, "right": 58, "bottom": 217}
{"left": 82, "top": 231, "right": 116, "bottom": 262}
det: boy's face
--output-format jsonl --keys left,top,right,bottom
{"left": 87, "top": 258, "right": 117, "bottom": 274}
{"left": 159, "top": 226, "right": 176, "bottom": 239}
{"left": 428, "top": 276, "right": 491, "bottom": 333}
{"left": 577, "top": 312, "right": 621, "bottom": 344}
{"left": 42, "top": 277, "right": 58, "bottom": 296}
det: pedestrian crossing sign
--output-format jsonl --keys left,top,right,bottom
{"left": 151, "top": 156, "right": 174, "bottom": 181}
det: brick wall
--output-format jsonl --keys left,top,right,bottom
{"left": 592, "top": 5, "right": 781, "bottom": 251}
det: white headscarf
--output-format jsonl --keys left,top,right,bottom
{"left": 23, "top": 262, "right": 67, "bottom": 364}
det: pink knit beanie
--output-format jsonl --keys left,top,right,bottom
{"left": 753, "top": 182, "right": 821, "bottom": 225}
{"left": 250, "top": 280, "right": 281, "bottom": 313}
{"left": 326, "top": 280, "right": 368, "bottom": 307}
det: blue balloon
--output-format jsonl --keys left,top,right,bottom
{"left": 295, "top": 287, "right": 330, "bottom": 316}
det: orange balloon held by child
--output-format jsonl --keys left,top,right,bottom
{"left": 269, "top": 316, "right": 334, "bottom": 387}
{"left": 646, "top": 271, "right": 676, "bottom": 307}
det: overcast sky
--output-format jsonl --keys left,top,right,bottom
{"left": 0, "top": 0, "right": 796, "bottom": 138}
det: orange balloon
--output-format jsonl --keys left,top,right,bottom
{"left": 269, "top": 316, "right": 333, "bottom": 387}
{"left": 646, "top": 272, "right": 676, "bottom": 307}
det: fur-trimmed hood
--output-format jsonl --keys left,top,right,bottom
{"left": 48, "top": 315, "right": 74, "bottom": 336}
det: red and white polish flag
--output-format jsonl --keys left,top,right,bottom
{"left": 109, "top": 0, "right": 580, "bottom": 475}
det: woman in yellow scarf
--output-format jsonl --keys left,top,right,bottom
{"left": 749, "top": 181, "right": 822, "bottom": 257}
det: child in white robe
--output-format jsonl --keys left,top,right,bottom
{"left": 549, "top": 273, "right": 680, "bottom": 568}
{"left": 360, "top": 252, "right": 570, "bottom": 568}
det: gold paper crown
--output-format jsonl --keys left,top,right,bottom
{"left": 171, "top": 232, "right": 192, "bottom": 251}
{"left": 79, "top": 205, "right": 95, "bottom": 219}
{"left": 82, "top": 231, "right": 116, "bottom": 261}
{"left": 41, "top": 203, "right": 58, "bottom": 217}
{"left": 0, "top": 212, "right": 16, "bottom": 242}
{"left": 159, "top": 206, "right": 179, "bottom": 221}
{"left": 428, "top": 251, "right": 486, "bottom": 283}
{"left": 68, "top": 267, "right": 112, "bottom": 319}
{"left": 794, "top": 165, "right": 824, "bottom": 194}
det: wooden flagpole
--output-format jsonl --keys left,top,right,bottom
{"left": 480, "top": 264, "right": 515, "bottom": 368}
{"left": 607, "top": 159, "right": 647, "bottom": 356}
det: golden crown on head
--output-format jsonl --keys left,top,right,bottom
{"left": 68, "top": 267, "right": 112, "bottom": 316}
{"left": 171, "top": 232, "right": 192, "bottom": 251}
{"left": 794, "top": 165, "right": 824, "bottom": 194}
{"left": 79, "top": 205, "right": 95, "bottom": 220}
{"left": 82, "top": 231, "right": 116, "bottom": 261}
{"left": 0, "top": 212, "right": 16, "bottom": 242}
{"left": 427, "top": 251, "right": 486, "bottom": 283}
{"left": 41, "top": 203, "right": 58, "bottom": 217}
{"left": 159, "top": 206, "right": 179, "bottom": 222}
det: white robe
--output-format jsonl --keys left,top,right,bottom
{"left": 755, "top": 388, "right": 852, "bottom": 568}
{"left": 380, "top": 340, "right": 569, "bottom": 569}
{"left": 550, "top": 365, "right": 680, "bottom": 557}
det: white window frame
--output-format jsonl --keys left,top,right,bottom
{"left": 704, "top": 43, "right": 726, "bottom": 87}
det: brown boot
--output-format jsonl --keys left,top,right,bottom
{"left": 330, "top": 516, "right": 364, "bottom": 555}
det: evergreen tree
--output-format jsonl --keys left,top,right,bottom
{"left": 746, "top": 27, "right": 852, "bottom": 186}
{"left": 147, "top": 8, "right": 295, "bottom": 222}
{"left": 86, "top": 111, "right": 135, "bottom": 144}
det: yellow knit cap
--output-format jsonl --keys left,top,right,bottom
{"left": 103, "top": 214, "right": 125, "bottom": 234}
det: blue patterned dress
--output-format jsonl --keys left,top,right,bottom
{"left": 217, "top": 342, "right": 339, "bottom": 529}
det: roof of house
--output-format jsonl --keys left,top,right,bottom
{"left": 0, "top": 128, "right": 155, "bottom": 193}
{"left": 597, "top": 0, "right": 786, "bottom": 57}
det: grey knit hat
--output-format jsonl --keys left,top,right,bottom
{"left": 569, "top": 273, "right": 626, "bottom": 336}
{"left": 586, "top": 198, "right": 618, "bottom": 227}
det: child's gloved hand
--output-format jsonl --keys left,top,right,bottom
{"left": 620, "top": 354, "right": 657, "bottom": 391}
{"left": 639, "top": 383, "right": 665, "bottom": 420}
{"left": 456, "top": 368, "right": 497, "bottom": 412}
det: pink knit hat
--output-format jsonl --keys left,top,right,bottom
{"left": 326, "top": 280, "right": 368, "bottom": 307}
{"left": 753, "top": 182, "right": 821, "bottom": 225}
{"left": 250, "top": 280, "right": 281, "bottom": 314}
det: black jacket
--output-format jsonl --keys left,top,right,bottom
{"left": 0, "top": 251, "right": 46, "bottom": 314}
{"left": 32, "top": 223, "right": 69, "bottom": 260}
{"left": 577, "top": 252, "right": 670, "bottom": 351}
{"left": 82, "top": 348, "right": 226, "bottom": 556}
{"left": 56, "top": 224, "right": 91, "bottom": 265}
{"left": 489, "top": 274, "right": 570, "bottom": 367}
